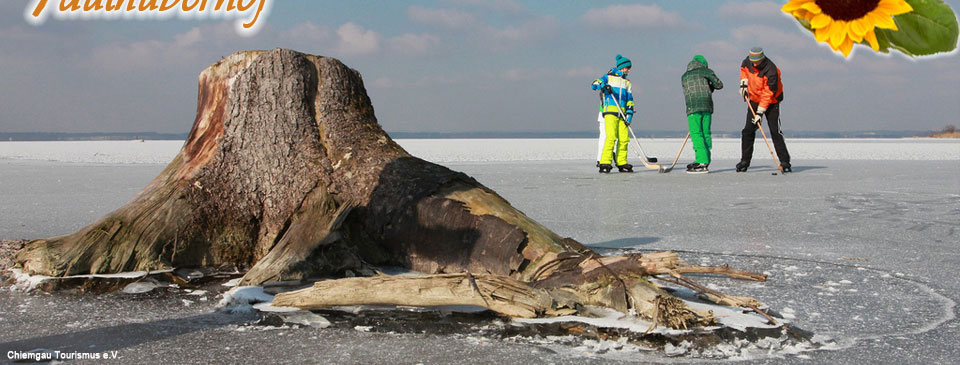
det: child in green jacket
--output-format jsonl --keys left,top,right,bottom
{"left": 680, "top": 55, "right": 723, "bottom": 173}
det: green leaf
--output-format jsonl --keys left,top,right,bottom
{"left": 871, "top": 28, "right": 893, "bottom": 54}
{"left": 878, "top": 0, "right": 959, "bottom": 57}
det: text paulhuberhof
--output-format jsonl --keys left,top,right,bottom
{"left": 25, "top": 0, "right": 272, "bottom": 35}
{"left": 7, "top": 350, "right": 120, "bottom": 361}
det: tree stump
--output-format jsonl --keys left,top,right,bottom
{"left": 14, "top": 49, "right": 765, "bottom": 329}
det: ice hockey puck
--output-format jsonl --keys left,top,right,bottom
{"left": 771, "top": 173, "right": 778, "bottom": 175}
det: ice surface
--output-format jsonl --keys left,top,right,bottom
{"left": 2, "top": 139, "right": 959, "bottom": 363}
{"left": 0, "top": 140, "right": 182, "bottom": 164}
{"left": 0, "top": 138, "right": 956, "bottom": 164}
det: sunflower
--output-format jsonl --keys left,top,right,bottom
{"left": 782, "top": 0, "right": 914, "bottom": 57}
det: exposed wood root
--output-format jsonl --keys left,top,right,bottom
{"left": 671, "top": 264, "right": 767, "bottom": 281}
{"left": 273, "top": 273, "right": 575, "bottom": 318}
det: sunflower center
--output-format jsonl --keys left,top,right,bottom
{"left": 814, "top": 0, "right": 882, "bottom": 21}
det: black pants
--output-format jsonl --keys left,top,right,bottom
{"left": 741, "top": 101, "right": 790, "bottom": 165}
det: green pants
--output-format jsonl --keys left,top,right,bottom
{"left": 600, "top": 114, "right": 630, "bottom": 166}
{"left": 688, "top": 112, "right": 712, "bottom": 164}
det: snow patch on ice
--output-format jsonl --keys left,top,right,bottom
{"left": 121, "top": 280, "right": 163, "bottom": 294}
{"left": 277, "top": 311, "right": 331, "bottom": 328}
{"left": 218, "top": 286, "right": 274, "bottom": 313}
{"left": 515, "top": 307, "right": 671, "bottom": 335}
{"left": 780, "top": 307, "right": 797, "bottom": 320}
{"left": 515, "top": 301, "right": 779, "bottom": 335}
{"left": 706, "top": 283, "right": 727, "bottom": 291}
{"left": 687, "top": 301, "right": 782, "bottom": 332}
{"left": 252, "top": 302, "right": 300, "bottom": 313}
{"left": 10, "top": 268, "right": 175, "bottom": 292}
{"left": 10, "top": 269, "right": 51, "bottom": 291}
{"left": 222, "top": 278, "right": 242, "bottom": 287}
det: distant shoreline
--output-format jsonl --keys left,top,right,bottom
{"left": 1, "top": 130, "right": 951, "bottom": 141}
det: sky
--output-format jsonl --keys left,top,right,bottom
{"left": 1, "top": 0, "right": 958, "bottom": 135}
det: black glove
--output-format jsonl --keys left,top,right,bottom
{"left": 739, "top": 80, "right": 748, "bottom": 102}
{"left": 603, "top": 85, "right": 613, "bottom": 94}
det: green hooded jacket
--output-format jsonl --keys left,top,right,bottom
{"left": 681, "top": 55, "right": 723, "bottom": 115}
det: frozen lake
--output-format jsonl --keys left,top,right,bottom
{"left": 1, "top": 139, "right": 958, "bottom": 363}
{"left": 0, "top": 138, "right": 957, "bottom": 164}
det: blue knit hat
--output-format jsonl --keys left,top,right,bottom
{"left": 748, "top": 47, "right": 765, "bottom": 62}
{"left": 616, "top": 54, "right": 632, "bottom": 70}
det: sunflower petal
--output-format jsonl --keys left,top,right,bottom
{"left": 781, "top": 0, "right": 809, "bottom": 13}
{"left": 800, "top": 2, "right": 821, "bottom": 14}
{"left": 865, "top": 29, "right": 880, "bottom": 51}
{"left": 848, "top": 28, "right": 864, "bottom": 43}
{"left": 878, "top": 0, "right": 913, "bottom": 15}
{"left": 872, "top": 13, "right": 898, "bottom": 30}
{"left": 810, "top": 14, "right": 832, "bottom": 29}
{"left": 840, "top": 38, "right": 854, "bottom": 57}
{"left": 816, "top": 26, "right": 831, "bottom": 42}
{"left": 829, "top": 21, "right": 848, "bottom": 48}
{"left": 850, "top": 19, "right": 869, "bottom": 37}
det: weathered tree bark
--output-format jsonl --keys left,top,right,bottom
{"left": 14, "top": 49, "right": 764, "bottom": 329}
{"left": 274, "top": 273, "right": 572, "bottom": 319}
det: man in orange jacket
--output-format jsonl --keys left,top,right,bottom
{"left": 737, "top": 47, "right": 791, "bottom": 173}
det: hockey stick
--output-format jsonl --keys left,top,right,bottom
{"left": 605, "top": 91, "right": 661, "bottom": 169}
{"left": 658, "top": 132, "right": 690, "bottom": 173}
{"left": 746, "top": 102, "right": 783, "bottom": 173}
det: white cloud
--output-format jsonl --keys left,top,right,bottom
{"left": 408, "top": 5, "right": 481, "bottom": 30}
{"left": 580, "top": 4, "right": 690, "bottom": 29}
{"left": 777, "top": 56, "right": 846, "bottom": 74}
{"left": 855, "top": 56, "right": 911, "bottom": 74}
{"left": 372, "top": 77, "right": 395, "bottom": 89}
{"left": 387, "top": 33, "right": 441, "bottom": 55}
{"left": 940, "top": 70, "right": 960, "bottom": 81}
{"left": 500, "top": 68, "right": 538, "bottom": 81}
{"left": 88, "top": 24, "right": 220, "bottom": 73}
{"left": 410, "top": 74, "right": 470, "bottom": 87}
{"left": 334, "top": 22, "right": 381, "bottom": 56}
{"left": 441, "top": 0, "right": 527, "bottom": 14}
{"left": 718, "top": 1, "right": 785, "bottom": 19}
{"left": 731, "top": 24, "right": 812, "bottom": 51}
{"left": 693, "top": 26, "right": 844, "bottom": 74}
{"left": 283, "top": 22, "right": 333, "bottom": 45}
{"left": 173, "top": 27, "right": 202, "bottom": 47}
{"left": 563, "top": 66, "right": 597, "bottom": 79}
{"left": 407, "top": 5, "right": 559, "bottom": 52}
{"left": 488, "top": 16, "right": 559, "bottom": 44}
{"left": 691, "top": 40, "right": 743, "bottom": 63}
